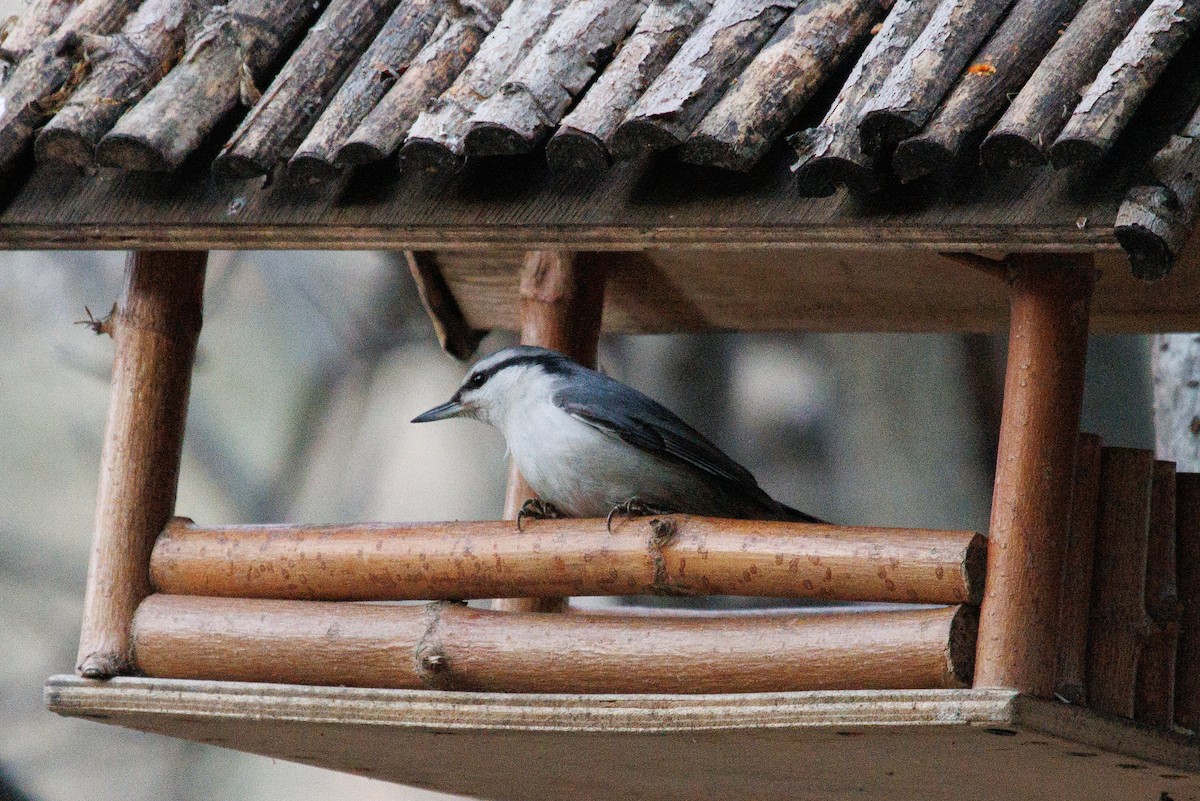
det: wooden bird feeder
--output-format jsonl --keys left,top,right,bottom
{"left": 9, "top": 0, "right": 1200, "bottom": 797}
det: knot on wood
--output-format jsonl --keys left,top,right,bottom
{"left": 648, "top": 517, "right": 678, "bottom": 591}
{"left": 184, "top": 7, "right": 278, "bottom": 105}
{"left": 82, "top": 32, "right": 156, "bottom": 74}
{"left": 75, "top": 303, "right": 117, "bottom": 337}
{"left": 415, "top": 601, "right": 453, "bottom": 690}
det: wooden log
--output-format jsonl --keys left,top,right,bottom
{"left": 1176, "top": 472, "right": 1200, "bottom": 731}
{"left": 75, "top": 252, "right": 206, "bottom": 679}
{"left": 131, "top": 595, "right": 978, "bottom": 693}
{"left": 1086, "top": 447, "right": 1155, "bottom": 718}
{"left": 0, "top": 0, "right": 78, "bottom": 64}
{"left": 150, "top": 516, "right": 987, "bottom": 604}
{"left": 1135, "top": 460, "right": 1180, "bottom": 727}
{"left": 790, "top": 0, "right": 939, "bottom": 196}
{"left": 34, "top": 0, "right": 206, "bottom": 168}
{"left": 1050, "top": 0, "right": 1200, "bottom": 168}
{"left": 399, "top": 0, "right": 566, "bottom": 176}
{"left": 0, "top": 0, "right": 132, "bottom": 175}
{"left": 405, "top": 251, "right": 487, "bottom": 360}
{"left": 681, "top": 0, "right": 883, "bottom": 172}
{"left": 463, "top": 1, "right": 647, "bottom": 158}
{"left": 891, "top": 0, "right": 1085, "bottom": 184}
{"left": 1154, "top": 333, "right": 1200, "bottom": 470}
{"left": 547, "top": 0, "right": 713, "bottom": 179}
{"left": 858, "top": 0, "right": 1015, "bottom": 155}
{"left": 211, "top": 0, "right": 402, "bottom": 180}
{"left": 980, "top": 0, "right": 1153, "bottom": 171}
{"left": 974, "top": 255, "right": 1095, "bottom": 697}
{"left": 1055, "top": 432, "right": 1103, "bottom": 704}
{"left": 97, "top": 0, "right": 327, "bottom": 172}
{"left": 284, "top": 0, "right": 444, "bottom": 186}
{"left": 611, "top": 0, "right": 799, "bottom": 159}
{"left": 335, "top": 0, "right": 507, "bottom": 167}
{"left": 1114, "top": 103, "right": 1200, "bottom": 281}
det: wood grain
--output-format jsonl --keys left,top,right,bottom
{"left": 1056, "top": 432, "right": 1103, "bottom": 704}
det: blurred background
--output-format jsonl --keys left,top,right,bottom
{"left": 0, "top": 252, "right": 1156, "bottom": 801}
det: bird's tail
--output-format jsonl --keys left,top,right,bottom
{"left": 781, "top": 504, "right": 827, "bottom": 525}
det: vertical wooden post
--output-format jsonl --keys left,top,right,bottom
{"left": 975, "top": 254, "right": 1095, "bottom": 696}
{"left": 1055, "top": 432, "right": 1102, "bottom": 704}
{"left": 494, "top": 251, "right": 607, "bottom": 614}
{"left": 76, "top": 251, "right": 207, "bottom": 678}
{"left": 1134, "top": 459, "right": 1180, "bottom": 727}
{"left": 1175, "top": 473, "right": 1200, "bottom": 731}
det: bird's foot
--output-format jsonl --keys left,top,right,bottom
{"left": 516, "top": 498, "right": 563, "bottom": 531}
{"left": 606, "top": 497, "right": 671, "bottom": 533}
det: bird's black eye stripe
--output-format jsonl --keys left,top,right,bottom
{"left": 462, "top": 353, "right": 571, "bottom": 392}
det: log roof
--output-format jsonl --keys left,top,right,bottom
{"left": 0, "top": 0, "right": 1198, "bottom": 275}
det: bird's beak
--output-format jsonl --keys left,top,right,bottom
{"left": 411, "top": 398, "right": 465, "bottom": 423}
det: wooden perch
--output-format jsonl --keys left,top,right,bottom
{"left": 1086, "top": 447, "right": 1155, "bottom": 718}
{"left": 1114, "top": 102, "right": 1200, "bottom": 281}
{"left": 464, "top": 1, "right": 647, "bottom": 158}
{"left": 790, "top": 0, "right": 938, "bottom": 196}
{"left": 132, "top": 594, "right": 978, "bottom": 693}
{"left": 405, "top": 251, "right": 487, "bottom": 360}
{"left": 547, "top": 0, "right": 712, "bottom": 178}
{"left": 981, "top": 0, "right": 1152, "bottom": 171}
{"left": 612, "top": 0, "right": 798, "bottom": 159}
{"left": 35, "top": 0, "right": 204, "bottom": 168}
{"left": 681, "top": 0, "right": 883, "bottom": 172}
{"left": 1050, "top": 0, "right": 1200, "bottom": 168}
{"left": 0, "top": 0, "right": 77, "bottom": 64}
{"left": 211, "top": 0, "right": 401, "bottom": 180}
{"left": 97, "top": 0, "right": 326, "bottom": 172}
{"left": 1134, "top": 460, "right": 1180, "bottom": 728}
{"left": 1055, "top": 433, "right": 1102, "bottom": 705}
{"left": 285, "top": 0, "right": 445, "bottom": 186}
{"left": 858, "top": 0, "right": 1015, "bottom": 155}
{"left": 1176, "top": 473, "right": 1200, "bottom": 731}
{"left": 399, "top": 0, "right": 566, "bottom": 176}
{"left": 335, "top": 0, "right": 507, "bottom": 166}
{"left": 891, "top": 0, "right": 1084, "bottom": 184}
{"left": 149, "top": 516, "right": 986, "bottom": 605}
{"left": 0, "top": 0, "right": 133, "bottom": 175}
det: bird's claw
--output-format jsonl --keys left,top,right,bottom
{"left": 516, "top": 498, "right": 563, "bottom": 531}
{"left": 606, "top": 497, "right": 670, "bottom": 532}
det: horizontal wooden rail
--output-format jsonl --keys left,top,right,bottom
{"left": 150, "top": 517, "right": 986, "bottom": 605}
{"left": 131, "top": 595, "right": 977, "bottom": 693}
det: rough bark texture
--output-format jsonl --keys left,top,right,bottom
{"left": 97, "top": 0, "right": 326, "bottom": 171}
{"left": 547, "top": 0, "right": 712, "bottom": 178}
{"left": 1176, "top": 473, "right": 1200, "bottom": 731}
{"left": 285, "top": 0, "right": 445, "bottom": 186}
{"left": 1114, "top": 103, "right": 1200, "bottom": 280}
{"left": 891, "top": 0, "right": 1085, "bottom": 183}
{"left": 1056, "top": 432, "right": 1103, "bottom": 704}
{"left": 981, "top": 0, "right": 1153, "bottom": 171}
{"left": 0, "top": 0, "right": 77, "bottom": 64}
{"left": 211, "top": 0, "right": 401, "bottom": 180}
{"left": 1134, "top": 460, "right": 1180, "bottom": 728}
{"left": 132, "top": 595, "right": 978, "bottom": 693}
{"left": 790, "top": 0, "right": 938, "bottom": 195}
{"left": 858, "top": 0, "right": 1015, "bottom": 155}
{"left": 35, "top": 0, "right": 205, "bottom": 168}
{"left": 1051, "top": 0, "right": 1200, "bottom": 168}
{"left": 682, "top": 0, "right": 883, "bottom": 172}
{"left": 75, "top": 252, "right": 206, "bottom": 679}
{"left": 612, "top": 0, "right": 799, "bottom": 158}
{"left": 1154, "top": 333, "right": 1200, "bottom": 471}
{"left": 336, "top": 0, "right": 507, "bottom": 166}
{"left": 405, "top": 251, "right": 488, "bottom": 360}
{"left": 0, "top": 0, "right": 133, "bottom": 175}
{"left": 399, "top": 0, "right": 567, "bottom": 175}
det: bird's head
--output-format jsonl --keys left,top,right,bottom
{"left": 411, "top": 345, "right": 575, "bottom": 427}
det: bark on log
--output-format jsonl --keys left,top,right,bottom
{"left": 1154, "top": 333, "right": 1200, "bottom": 470}
{"left": 612, "top": 0, "right": 799, "bottom": 159}
{"left": 891, "top": 0, "right": 1085, "bottom": 184}
{"left": 1114, "top": 103, "right": 1200, "bottom": 281}
{"left": 1086, "top": 447, "right": 1155, "bottom": 718}
{"left": 790, "top": 0, "right": 939, "bottom": 196}
{"left": 1176, "top": 472, "right": 1200, "bottom": 731}
{"left": 858, "top": 0, "right": 1015, "bottom": 155}
{"left": 1050, "top": 0, "right": 1200, "bottom": 168}
{"left": 35, "top": 0, "right": 205, "bottom": 168}
{"left": 981, "top": 0, "right": 1153, "bottom": 171}
{"left": 547, "top": 0, "right": 712, "bottom": 179}
{"left": 1134, "top": 460, "right": 1180, "bottom": 727}
{"left": 285, "top": 0, "right": 445, "bottom": 186}
{"left": 335, "top": 0, "right": 507, "bottom": 166}
{"left": 0, "top": 0, "right": 132, "bottom": 175}
{"left": 211, "top": 0, "right": 401, "bottom": 180}
{"left": 0, "top": 0, "right": 77, "bottom": 64}
{"left": 681, "top": 0, "right": 883, "bottom": 172}
{"left": 131, "top": 595, "right": 978, "bottom": 693}
{"left": 1055, "top": 432, "right": 1102, "bottom": 704}
{"left": 398, "top": 0, "right": 566, "bottom": 176}
{"left": 405, "top": 251, "right": 488, "bottom": 360}
{"left": 97, "top": 0, "right": 327, "bottom": 172}
{"left": 150, "top": 516, "right": 986, "bottom": 604}
{"left": 75, "top": 252, "right": 206, "bottom": 679}
{"left": 464, "top": 0, "right": 647, "bottom": 159}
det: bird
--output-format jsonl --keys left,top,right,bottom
{"left": 412, "top": 345, "right": 823, "bottom": 527}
